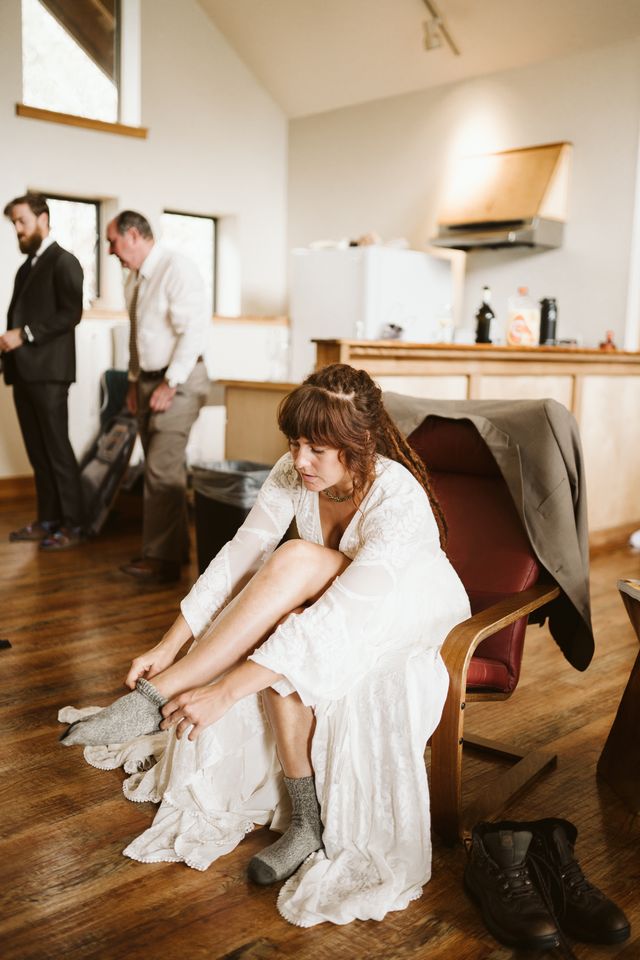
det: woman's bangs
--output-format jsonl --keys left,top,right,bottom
{"left": 279, "top": 387, "right": 343, "bottom": 447}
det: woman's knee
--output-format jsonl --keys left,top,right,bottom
{"left": 264, "top": 540, "right": 349, "bottom": 600}
{"left": 269, "top": 538, "right": 345, "bottom": 574}
{"left": 271, "top": 538, "right": 318, "bottom": 566}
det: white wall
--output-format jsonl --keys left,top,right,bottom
{"left": 288, "top": 39, "right": 640, "bottom": 348}
{"left": 0, "top": 0, "right": 288, "bottom": 478}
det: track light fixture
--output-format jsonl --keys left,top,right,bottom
{"left": 421, "top": 0, "right": 460, "bottom": 55}
{"left": 424, "top": 17, "right": 442, "bottom": 50}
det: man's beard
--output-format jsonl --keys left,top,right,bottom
{"left": 18, "top": 231, "right": 44, "bottom": 256}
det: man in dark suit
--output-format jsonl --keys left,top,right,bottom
{"left": 1, "top": 193, "right": 85, "bottom": 550}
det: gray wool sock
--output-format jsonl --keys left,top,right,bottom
{"left": 248, "top": 775, "right": 323, "bottom": 885}
{"left": 60, "top": 679, "right": 167, "bottom": 746}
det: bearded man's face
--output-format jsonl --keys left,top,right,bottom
{"left": 9, "top": 203, "right": 48, "bottom": 255}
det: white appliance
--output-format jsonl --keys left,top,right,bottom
{"left": 289, "top": 246, "right": 454, "bottom": 381}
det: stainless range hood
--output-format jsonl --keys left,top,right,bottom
{"left": 431, "top": 142, "right": 572, "bottom": 251}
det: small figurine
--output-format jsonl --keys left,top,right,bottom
{"left": 599, "top": 330, "right": 617, "bottom": 351}
{"left": 380, "top": 323, "right": 404, "bottom": 340}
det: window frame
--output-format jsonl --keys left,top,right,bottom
{"left": 113, "top": 0, "right": 122, "bottom": 118}
{"left": 162, "top": 209, "right": 218, "bottom": 315}
{"left": 17, "top": 0, "right": 146, "bottom": 138}
{"left": 44, "top": 192, "right": 102, "bottom": 304}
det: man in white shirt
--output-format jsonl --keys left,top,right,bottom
{"left": 106, "top": 210, "right": 209, "bottom": 582}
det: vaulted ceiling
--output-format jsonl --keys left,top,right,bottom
{"left": 198, "top": 0, "right": 640, "bottom": 118}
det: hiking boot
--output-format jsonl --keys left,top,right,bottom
{"left": 526, "top": 818, "right": 630, "bottom": 945}
{"left": 464, "top": 822, "right": 560, "bottom": 950}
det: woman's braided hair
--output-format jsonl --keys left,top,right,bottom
{"left": 277, "top": 363, "right": 447, "bottom": 547}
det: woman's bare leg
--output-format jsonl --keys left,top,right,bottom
{"left": 262, "top": 686, "right": 315, "bottom": 778}
{"left": 248, "top": 614, "right": 320, "bottom": 884}
{"left": 151, "top": 540, "right": 349, "bottom": 700}
{"left": 249, "top": 682, "right": 321, "bottom": 885}
{"left": 61, "top": 541, "right": 349, "bottom": 749}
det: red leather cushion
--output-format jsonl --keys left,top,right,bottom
{"left": 466, "top": 657, "right": 511, "bottom": 689}
{"left": 409, "top": 416, "right": 540, "bottom": 693}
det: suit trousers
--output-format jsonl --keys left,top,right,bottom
{"left": 12, "top": 379, "right": 84, "bottom": 527}
{"left": 136, "top": 361, "right": 209, "bottom": 565}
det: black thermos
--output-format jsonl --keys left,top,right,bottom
{"left": 539, "top": 298, "right": 557, "bottom": 344}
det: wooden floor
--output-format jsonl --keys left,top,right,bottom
{"left": 1, "top": 491, "right": 639, "bottom": 960}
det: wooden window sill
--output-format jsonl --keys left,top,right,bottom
{"left": 81, "top": 310, "right": 289, "bottom": 328}
{"left": 16, "top": 103, "right": 148, "bottom": 139}
{"left": 213, "top": 315, "right": 289, "bottom": 327}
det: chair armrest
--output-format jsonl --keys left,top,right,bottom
{"left": 441, "top": 582, "right": 561, "bottom": 686}
{"left": 618, "top": 578, "right": 640, "bottom": 603}
{"left": 431, "top": 581, "right": 560, "bottom": 843}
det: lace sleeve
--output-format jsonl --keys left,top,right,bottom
{"left": 249, "top": 467, "right": 440, "bottom": 705}
{"left": 180, "top": 454, "right": 298, "bottom": 638}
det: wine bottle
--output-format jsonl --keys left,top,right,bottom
{"left": 475, "top": 286, "right": 495, "bottom": 344}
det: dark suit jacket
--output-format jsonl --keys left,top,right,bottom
{"left": 4, "top": 241, "right": 84, "bottom": 384}
{"left": 383, "top": 392, "right": 594, "bottom": 672}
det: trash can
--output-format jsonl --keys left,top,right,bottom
{"left": 191, "top": 460, "right": 272, "bottom": 573}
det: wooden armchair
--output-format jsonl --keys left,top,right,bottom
{"left": 408, "top": 415, "right": 561, "bottom": 844}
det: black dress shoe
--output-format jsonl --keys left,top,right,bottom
{"left": 525, "top": 818, "right": 631, "bottom": 945}
{"left": 120, "top": 557, "right": 181, "bottom": 583}
{"left": 464, "top": 822, "right": 560, "bottom": 950}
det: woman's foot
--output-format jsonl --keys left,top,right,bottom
{"left": 60, "top": 679, "right": 167, "bottom": 746}
{"left": 248, "top": 775, "right": 323, "bottom": 884}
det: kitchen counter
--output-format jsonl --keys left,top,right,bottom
{"left": 221, "top": 339, "right": 640, "bottom": 546}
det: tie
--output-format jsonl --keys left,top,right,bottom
{"left": 128, "top": 277, "right": 141, "bottom": 378}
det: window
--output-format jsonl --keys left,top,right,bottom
{"left": 161, "top": 212, "right": 216, "bottom": 317}
{"left": 46, "top": 195, "right": 100, "bottom": 308}
{"left": 22, "top": 0, "right": 119, "bottom": 123}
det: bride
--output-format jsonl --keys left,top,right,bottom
{"left": 61, "top": 362, "right": 470, "bottom": 927}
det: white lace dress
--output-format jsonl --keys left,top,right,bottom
{"left": 69, "top": 453, "right": 469, "bottom": 927}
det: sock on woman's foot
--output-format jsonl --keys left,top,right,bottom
{"left": 248, "top": 775, "right": 323, "bottom": 885}
{"left": 60, "top": 678, "right": 167, "bottom": 746}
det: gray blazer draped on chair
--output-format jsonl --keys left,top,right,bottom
{"left": 383, "top": 393, "right": 593, "bottom": 671}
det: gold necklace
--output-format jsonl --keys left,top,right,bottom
{"left": 322, "top": 486, "right": 353, "bottom": 503}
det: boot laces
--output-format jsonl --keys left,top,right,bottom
{"left": 560, "top": 857, "right": 601, "bottom": 901}
{"left": 497, "top": 863, "right": 537, "bottom": 901}
{"left": 527, "top": 848, "right": 579, "bottom": 960}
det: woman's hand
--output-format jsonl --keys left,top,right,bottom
{"left": 160, "top": 682, "right": 236, "bottom": 741}
{"left": 125, "top": 643, "right": 177, "bottom": 689}
{"left": 125, "top": 614, "right": 194, "bottom": 689}
{"left": 160, "top": 661, "right": 283, "bottom": 741}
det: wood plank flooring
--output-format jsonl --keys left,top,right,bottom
{"left": 1, "top": 492, "right": 639, "bottom": 960}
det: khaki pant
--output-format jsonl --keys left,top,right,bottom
{"left": 136, "top": 360, "right": 209, "bottom": 565}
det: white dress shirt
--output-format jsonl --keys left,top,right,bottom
{"left": 32, "top": 233, "right": 55, "bottom": 264}
{"left": 124, "top": 243, "right": 208, "bottom": 387}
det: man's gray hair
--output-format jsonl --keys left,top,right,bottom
{"left": 114, "top": 210, "right": 154, "bottom": 239}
